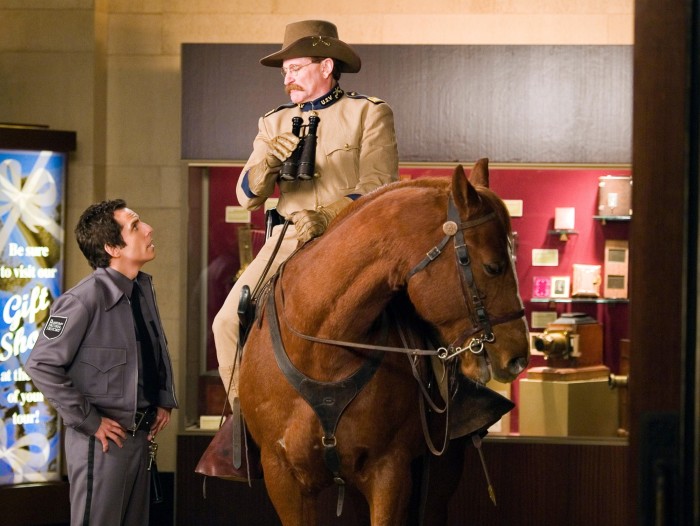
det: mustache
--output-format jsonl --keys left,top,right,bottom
{"left": 285, "top": 84, "right": 303, "bottom": 95}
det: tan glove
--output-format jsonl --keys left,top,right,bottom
{"left": 247, "top": 132, "right": 300, "bottom": 197}
{"left": 291, "top": 197, "right": 353, "bottom": 243}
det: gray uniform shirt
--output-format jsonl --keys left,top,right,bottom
{"left": 26, "top": 267, "right": 178, "bottom": 436}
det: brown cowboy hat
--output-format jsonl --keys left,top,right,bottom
{"left": 260, "top": 20, "right": 361, "bottom": 73}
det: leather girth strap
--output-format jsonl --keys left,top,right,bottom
{"left": 266, "top": 282, "right": 384, "bottom": 514}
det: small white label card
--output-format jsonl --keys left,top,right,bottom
{"left": 225, "top": 206, "right": 251, "bottom": 223}
{"left": 531, "top": 310, "right": 558, "bottom": 329}
{"left": 532, "top": 248, "right": 559, "bottom": 266}
{"left": 554, "top": 207, "right": 575, "bottom": 230}
{"left": 504, "top": 199, "right": 523, "bottom": 217}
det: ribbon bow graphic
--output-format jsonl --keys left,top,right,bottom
{"left": 0, "top": 422, "right": 51, "bottom": 483}
{"left": 0, "top": 151, "right": 63, "bottom": 256}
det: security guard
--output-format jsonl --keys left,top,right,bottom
{"left": 212, "top": 19, "right": 399, "bottom": 478}
{"left": 26, "top": 199, "right": 178, "bottom": 526}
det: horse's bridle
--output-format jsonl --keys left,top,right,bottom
{"left": 406, "top": 194, "right": 525, "bottom": 360}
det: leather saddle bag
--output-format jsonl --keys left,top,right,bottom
{"left": 194, "top": 414, "right": 262, "bottom": 482}
{"left": 194, "top": 415, "right": 240, "bottom": 480}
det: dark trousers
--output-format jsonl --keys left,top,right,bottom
{"left": 65, "top": 426, "right": 150, "bottom": 526}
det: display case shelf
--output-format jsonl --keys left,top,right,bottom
{"left": 547, "top": 229, "right": 579, "bottom": 235}
{"left": 593, "top": 215, "right": 631, "bottom": 223}
{"left": 530, "top": 297, "right": 629, "bottom": 304}
{"left": 547, "top": 229, "right": 578, "bottom": 241}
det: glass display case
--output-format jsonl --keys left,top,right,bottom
{"left": 185, "top": 162, "right": 632, "bottom": 443}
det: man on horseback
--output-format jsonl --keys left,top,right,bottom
{"left": 212, "top": 19, "right": 399, "bottom": 479}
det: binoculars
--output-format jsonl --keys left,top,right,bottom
{"left": 279, "top": 115, "right": 319, "bottom": 181}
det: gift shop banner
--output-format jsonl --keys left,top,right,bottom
{"left": 0, "top": 149, "right": 64, "bottom": 485}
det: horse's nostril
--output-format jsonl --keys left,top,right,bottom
{"left": 508, "top": 356, "right": 529, "bottom": 375}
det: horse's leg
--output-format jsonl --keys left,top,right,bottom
{"left": 357, "top": 451, "right": 415, "bottom": 526}
{"left": 411, "top": 438, "right": 466, "bottom": 526}
{"left": 261, "top": 448, "right": 318, "bottom": 526}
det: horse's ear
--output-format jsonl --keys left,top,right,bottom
{"left": 468, "top": 158, "right": 490, "bottom": 188}
{"left": 452, "top": 162, "right": 482, "bottom": 211}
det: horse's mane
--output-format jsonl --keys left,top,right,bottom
{"left": 331, "top": 175, "right": 512, "bottom": 236}
{"left": 330, "top": 177, "right": 447, "bottom": 228}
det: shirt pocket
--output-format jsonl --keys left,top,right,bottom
{"left": 323, "top": 142, "right": 360, "bottom": 187}
{"left": 326, "top": 142, "right": 360, "bottom": 165}
{"left": 73, "top": 347, "right": 126, "bottom": 397}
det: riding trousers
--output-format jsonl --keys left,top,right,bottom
{"left": 213, "top": 223, "right": 299, "bottom": 406}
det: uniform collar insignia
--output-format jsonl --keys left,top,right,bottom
{"left": 299, "top": 85, "right": 344, "bottom": 112}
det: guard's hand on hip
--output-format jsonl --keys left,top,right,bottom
{"left": 148, "top": 407, "right": 172, "bottom": 441}
{"left": 94, "top": 417, "right": 127, "bottom": 453}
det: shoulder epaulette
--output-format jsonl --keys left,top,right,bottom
{"left": 264, "top": 102, "right": 297, "bottom": 117}
{"left": 345, "top": 92, "right": 385, "bottom": 105}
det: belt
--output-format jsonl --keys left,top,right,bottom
{"left": 129, "top": 406, "right": 157, "bottom": 435}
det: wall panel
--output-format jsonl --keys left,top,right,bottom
{"left": 182, "top": 44, "right": 632, "bottom": 164}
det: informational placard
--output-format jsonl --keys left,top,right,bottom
{"left": 0, "top": 149, "right": 64, "bottom": 485}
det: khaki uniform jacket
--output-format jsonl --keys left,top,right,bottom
{"left": 236, "top": 89, "right": 399, "bottom": 217}
{"left": 26, "top": 268, "right": 178, "bottom": 436}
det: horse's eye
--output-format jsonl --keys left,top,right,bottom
{"left": 483, "top": 261, "right": 506, "bottom": 276}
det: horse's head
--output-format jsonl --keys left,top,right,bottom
{"left": 406, "top": 159, "right": 530, "bottom": 384}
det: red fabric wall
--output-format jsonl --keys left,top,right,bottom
{"left": 205, "top": 164, "right": 632, "bottom": 431}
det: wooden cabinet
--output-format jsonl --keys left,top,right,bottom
{"left": 177, "top": 433, "right": 629, "bottom": 525}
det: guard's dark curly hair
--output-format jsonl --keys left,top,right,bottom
{"left": 75, "top": 199, "right": 127, "bottom": 269}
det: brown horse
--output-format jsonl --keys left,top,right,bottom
{"left": 239, "top": 159, "right": 530, "bottom": 525}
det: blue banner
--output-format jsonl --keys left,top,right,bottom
{"left": 0, "top": 149, "right": 64, "bottom": 485}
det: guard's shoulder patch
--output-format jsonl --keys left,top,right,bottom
{"left": 345, "top": 92, "right": 385, "bottom": 104}
{"left": 43, "top": 316, "right": 67, "bottom": 340}
{"left": 264, "top": 102, "right": 297, "bottom": 117}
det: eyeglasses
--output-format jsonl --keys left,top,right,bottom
{"left": 280, "top": 62, "right": 318, "bottom": 77}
